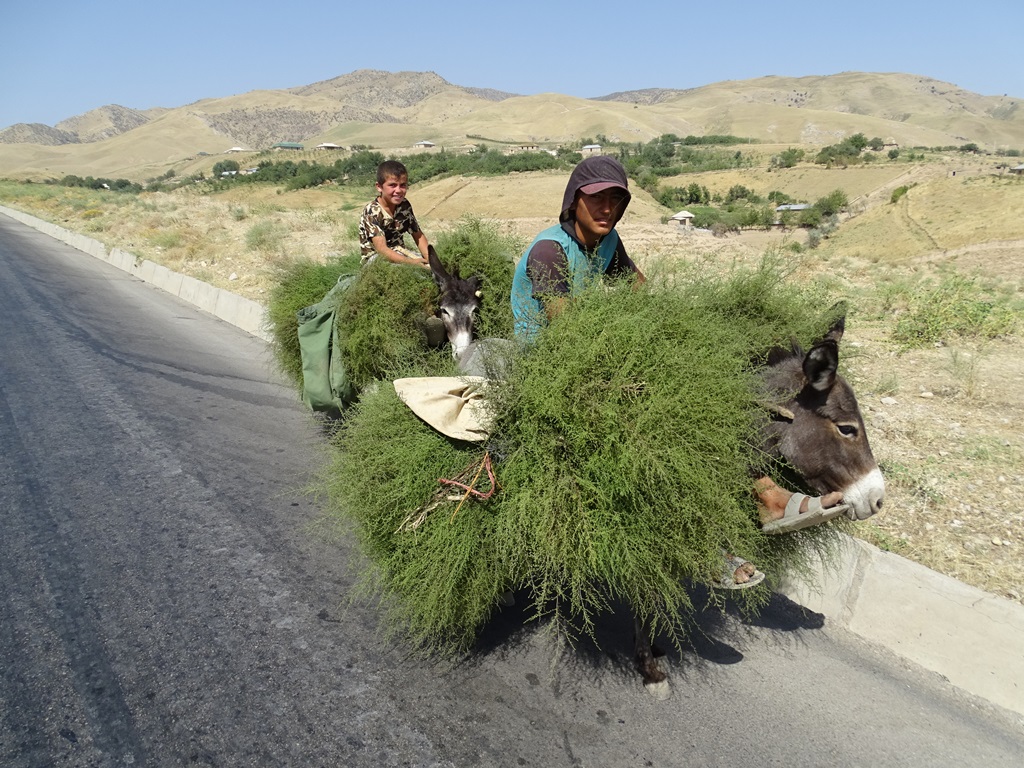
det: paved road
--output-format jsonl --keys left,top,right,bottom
{"left": 1, "top": 215, "right": 1022, "bottom": 767}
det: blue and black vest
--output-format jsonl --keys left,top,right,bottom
{"left": 510, "top": 224, "right": 620, "bottom": 339}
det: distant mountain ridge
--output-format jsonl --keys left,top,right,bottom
{"left": 0, "top": 70, "right": 515, "bottom": 147}
{"left": 1, "top": 69, "right": 1021, "bottom": 180}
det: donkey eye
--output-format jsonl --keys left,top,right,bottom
{"left": 837, "top": 423, "right": 859, "bottom": 438}
{"left": 440, "top": 307, "right": 451, "bottom": 317}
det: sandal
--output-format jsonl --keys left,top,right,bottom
{"left": 761, "top": 492, "right": 849, "bottom": 535}
{"left": 714, "top": 551, "right": 765, "bottom": 590}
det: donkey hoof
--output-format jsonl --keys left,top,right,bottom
{"left": 644, "top": 679, "right": 671, "bottom": 700}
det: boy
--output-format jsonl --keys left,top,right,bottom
{"left": 358, "top": 160, "right": 431, "bottom": 269}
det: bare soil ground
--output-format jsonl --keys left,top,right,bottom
{"left": 2, "top": 161, "right": 1021, "bottom": 605}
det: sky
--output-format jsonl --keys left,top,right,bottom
{"left": 2, "top": 0, "right": 1023, "bottom": 129}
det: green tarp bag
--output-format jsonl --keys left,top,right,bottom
{"left": 297, "top": 274, "right": 358, "bottom": 412}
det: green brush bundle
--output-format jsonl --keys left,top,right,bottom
{"left": 320, "top": 257, "right": 848, "bottom": 653}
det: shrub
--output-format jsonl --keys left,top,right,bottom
{"left": 892, "top": 274, "right": 1018, "bottom": 348}
{"left": 798, "top": 207, "right": 823, "bottom": 229}
{"left": 245, "top": 221, "right": 286, "bottom": 253}
{"left": 890, "top": 185, "right": 909, "bottom": 204}
{"left": 815, "top": 189, "right": 848, "bottom": 216}
{"left": 770, "top": 147, "right": 805, "bottom": 169}
{"left": 212, "top": 160, "right": 239, "bottom": 177}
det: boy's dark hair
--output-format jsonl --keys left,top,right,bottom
{"left": 377, "top": 160, "right": 409, "bottom": 185}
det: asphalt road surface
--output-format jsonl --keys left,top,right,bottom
{"left": 2, "top": 214, "right": 1022, "bottom": 767}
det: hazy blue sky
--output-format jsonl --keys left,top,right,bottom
{"left": 3, "top": 0, "right": 1022, "bottom": 129}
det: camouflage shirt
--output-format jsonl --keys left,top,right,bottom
{"left": 358, "top": 198, "right": 421, "bottom": 259}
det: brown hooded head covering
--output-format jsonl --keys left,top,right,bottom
{"left": 559, "top": 155, "right": 631, "bottom": 223}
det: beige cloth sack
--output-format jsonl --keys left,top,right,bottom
{"left": 393, "top": 377, "right": 493, "bottom": 442}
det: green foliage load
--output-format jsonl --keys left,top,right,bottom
{"left": 321, "top": 257, "right": 844, "bottom": 654}
{"left": 333, "top": 259, "right": 452, "bottom": 388}
{"left": 264, "top": 218, "right": 518, "bottom": 396}
{"left": 432, "top": 216, "right": 520, "bottom": 340}
{"left": 266, "top": 254, "right": 360, "bottom": 385}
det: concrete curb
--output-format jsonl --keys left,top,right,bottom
{"left": 778, "top": 535, "right": 1024, "bottom": 717}
{"left": 3, "top": 204, "right": 1023, "bottom": 718}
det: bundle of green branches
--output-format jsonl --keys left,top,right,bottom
{"left": 432, "top": 215, "right": 520, "bottom": 340}
{"left": 264, "top": 217, "right": 519, "bottom": 399}
{"left": 321, "top": 256, "right": 848, "bottom": 654}
{"left": 265, "top": 253, "right": 359, "bottom": 387}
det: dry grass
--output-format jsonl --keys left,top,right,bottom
{"left": 2, "top": 160, "right": 1022, "bottom": 605}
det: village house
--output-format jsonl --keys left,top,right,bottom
{"left": 581, "top": 144, "right": 602, "bottom": 155}
{"left": 271, "top": 142, "right": 304, "bottom": 151}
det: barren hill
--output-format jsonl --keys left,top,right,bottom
{"left": 1, "top": 70, "right": 1022, "bottom": 181}
{"left": 287, "top": 68, "right": 516, "bottom": 109}
{"left": 0, "top": 104, "right": 163, "bottom": 146}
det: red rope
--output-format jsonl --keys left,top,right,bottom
{"left": 438, "top": 452, "right": 496, "bottom": 500}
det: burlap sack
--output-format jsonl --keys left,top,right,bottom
{"left": 393, "top": 377, "right": 493, "bottom": 442}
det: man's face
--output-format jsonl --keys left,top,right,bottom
{"left": 377, "top": 174, "right": 409, "bottom": 208}
{"left": 573, "top": 188, "right": 628, "bottom": 246}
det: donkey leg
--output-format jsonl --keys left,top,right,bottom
{"left": 634, "top": 615, "right": 670, "bottom": 700}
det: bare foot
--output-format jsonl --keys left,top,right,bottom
{"left": 727, "top": 555, "right": 756, "bottom": 583}
{"left": 717, "top": 552, "right": 765, "bottom": 589}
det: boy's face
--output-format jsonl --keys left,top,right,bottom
{"left": 376, "top": 174, "right": 409, "bottom": 209}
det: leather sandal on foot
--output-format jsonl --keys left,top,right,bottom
{"left": 761, "top": 493, "right": 849, "bottom": 535}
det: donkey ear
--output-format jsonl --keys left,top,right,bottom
{"left": 803, "top": 339, "right": 838, "bottom": 392}
{"left": 823, "top": 303, "right": 846, "bottom": 345}
{"left": 428, "top": 246, "right": 450, "bottom": 283}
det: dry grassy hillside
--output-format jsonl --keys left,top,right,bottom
{"left": 1, "top": 157, "right": 1021, "bottom": 605}
{"left": 3, "top": 71, "right": 1023, "bottom": 183}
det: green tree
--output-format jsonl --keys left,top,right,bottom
{"left": 212, "top": 159, "right": 239, "bottom": 177}
{"left": 815, "top": 189, "right": 848, "bottom": 216}
{"left": 848, "top": 133, "right": 869, "bottom": 151}
{"left": 771, "top": 147, "right": 805, "bottom": 169}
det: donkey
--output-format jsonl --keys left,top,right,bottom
{"left": 635, "top": 314, "right": 885, "bottom": 698}
{"left": 427, "top": 246, "right": 482, "bottom": 359}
